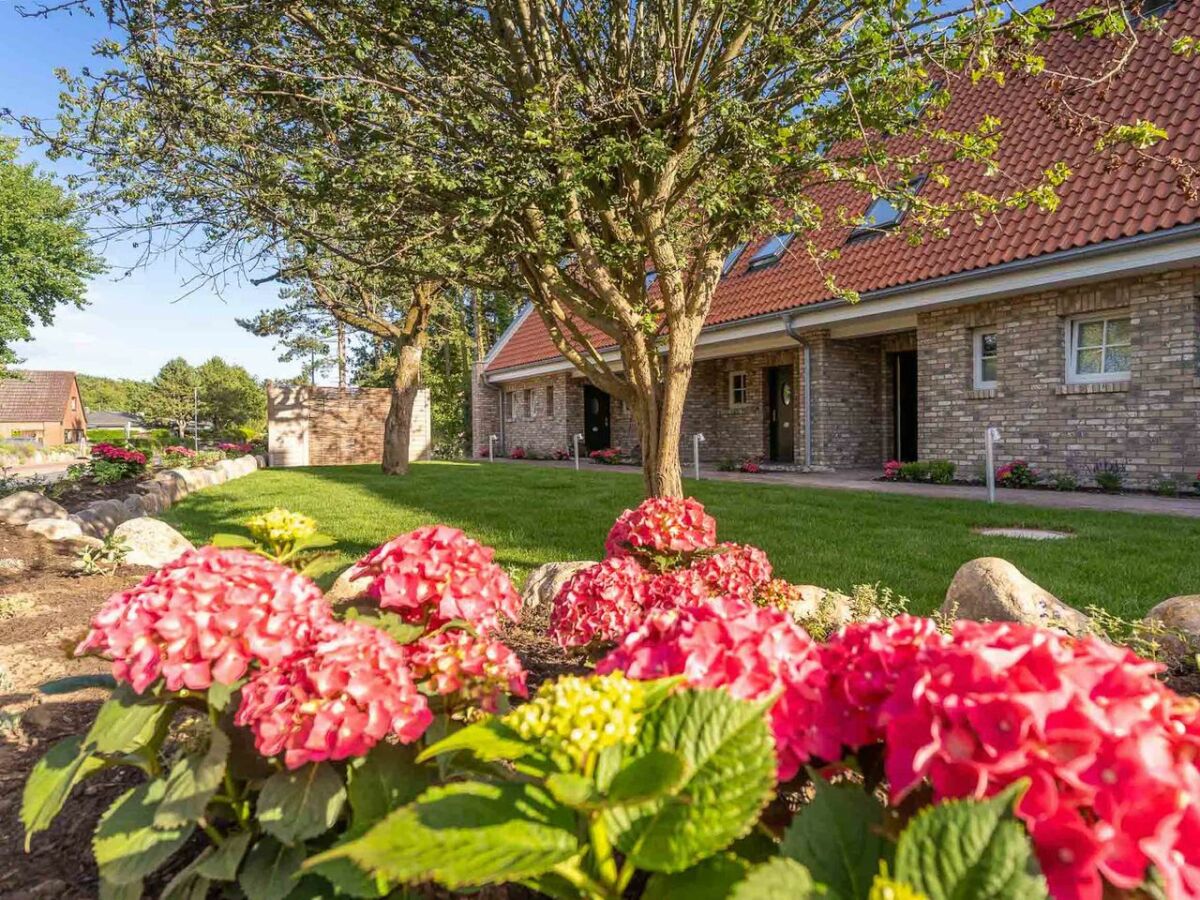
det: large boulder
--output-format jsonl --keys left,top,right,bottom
{"left": 521, "top": 561, "right": 595, "bottom": 622}
{"left": 784, "top": 585, "right": 859, "bottom": 634}
{"left": 112, "top": 518, "right": 195, "bottom": 568}
{"left": 0, "top": 491, "right": 67, "bottom": 526}
{"left": 326, "top": 565, "right": 374, "bottom": 604}
{"left": 1144, "top": 595, "right": 1200, "bottom": 664}
{"left": 25, "top": 517, "right": 84, "bottom": 543}
{"left": 942, "top": 557, "right": 1090, "bottom": 634}
{"left": 155, "top": 470, "right": 191, "bottom": 503}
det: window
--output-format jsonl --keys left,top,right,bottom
{"left": 545, "top": 385, "right": 555, "bottom": 416}
{"left": 644, "top": 270, "right": 658, "bottom": 290}
{"left": 747, "top": 233, "right": 795, "bottom": 270}
{"left": 848, "top": 177, "right": 925, "bottom": 241}
{"left": 973, "top": 330, "right": 998, "bottom": 389}
{"left": 722, "top": 242, "right": 748, "bottom": 275}
{"left": 729, "top": 371, "right": 749, "bottom": 407}
{"left": 70, "top": 397, "right": 77, "bottom": 411}
{"left": 524, "top": 388, "right": 534, "bottom": 417}
{"left": 505, "top": 392, "right": 516, "bottom": 420}
{"left": 1066, "top": 313, "right": 1132, "bottom": 383}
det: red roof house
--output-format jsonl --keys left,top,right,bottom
{"left": 0, "top": 370, "right": 89, "bottom": 447}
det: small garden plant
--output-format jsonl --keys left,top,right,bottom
{"left": 996, "top": 458, "right": 1038, "bottom": 488}
{"left": 87, "top": 442, "right": 148, "bottom": 484}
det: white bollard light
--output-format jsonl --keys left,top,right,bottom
{"left": 573, "top": 433, "right": 584, "bottom": 470}
{"left": 488, "top": 434, "right": 497, "bottom": 462}
{"left": 693, "top": 433, "right": 706, "bottom": 481}
{"left": 985, "top": 426, "right": 1002, "bottom": 503}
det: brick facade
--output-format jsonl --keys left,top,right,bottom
{"left": 475, "top": 267, "right": 1200, "bottom": 484}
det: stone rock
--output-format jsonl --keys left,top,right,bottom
{"left": 325, "top": 565, "right": 375, "bottom": 605}
{"left": 786, "top": 585, "right": 857, "bottom": 630}
{"left": 254, "top": 454, "right": 268, "bottom": 470}
{"left": 25, "top": 517, "right": 84, "bottom": 543}
{"left": 1144, "top": 595, "right": 1200, "bottom": 663}
{"left": 112, "top": 518, "right": 195, "bottom": 568}
{"left": 122, "top": 494, "right": 145, "bottom": 517}
{"left": 0, "top": 557, "right": 27, "bottom": 577}
{"left": 0, "top": 491, "right": 68, "bottom": 526}
{"left": 155, "top": 470, "right": 191, "bottom": 503}
{"left": 942, "top": 557, "right": 1090, "bottom": 634}
{"left": 214, "top": 459, "right": 238, "bottom": 481}
{"left": 521, "top": 561, "right": 595, "bottom": 623}
{"left": 75, "top": 500, "right": 129, "bottom": 539}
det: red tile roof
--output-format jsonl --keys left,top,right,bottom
{"left": 489, "top": 3, "right": 1200, "bottom": 372}
{"left": 0, "top": 370, "right": 80, "bottom": 423}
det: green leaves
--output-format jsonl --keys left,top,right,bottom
{"left": 314, "top": 781, "right": 579, "bottom": 888}
{"left": 156, "top": 729, "right": 230, "bottom": 828}
{"left": 346, "top": 742, "right": 432, "bottom": 834}
{"left": 729, "top": 858, "right": 817, "bottom": 899}
{"left": 257, "top": 762, "right": 347, "bottom": 844}
{"left": 605, "top": 688, "right": 777, "bottom": 873}
{"left": 21, "top": 734, "right": 106, "bottom": 849}
{"left": 780, "top": 779, "right": 893, "bottom": 899}
{"left": 606, "top": 749, "right": 685, "bottom": 806}
{"left": 239, "top": 836, "right": 307, "bottom": 900}
{"left": 893, "top": 785, "right": 1048, "bottom": 900}
{"left": 418, "top": 717, "right": 534, "bottom": 764}
{"left": 93, "top": 780, "right": 196, "bottom": 885}
{"left": 85, "top": 685, "right": 172, "bottom": 755}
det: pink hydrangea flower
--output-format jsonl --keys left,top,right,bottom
{"left": 404, "top": 629, "right": 528, "bottom": 712}
{"left": 348, "top": 525, "right": 521, "bottom": 635}
{"left": 604, "top": 497, "right": 717, "bottom": 563}
{"left": 235, "top": 619, "right": 431, "bottom": 768}
{"left": 689, "top": 542, "right": 772, "bottom": 602}
{"left": 598, "top": 596, "right": 825, "bottom": 781}
{"left": 549, "top": 556, "right": 649, "bottom": 649}
{"left": 76, "top": 547, "right": 332, "bottom": 693}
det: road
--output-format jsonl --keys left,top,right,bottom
{"left": 1, "top": 460, "right": 80, "bottom": 484}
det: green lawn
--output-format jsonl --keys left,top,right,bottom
{"left": 162, "top": 462, "right": 1200, "bottom": 617}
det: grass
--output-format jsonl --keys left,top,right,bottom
{"left": 162, "top": 461, "right": 1200, "bottom": 617}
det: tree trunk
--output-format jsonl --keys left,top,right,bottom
{"left": 382, "top": 341, "right": 423, "bottom": 475}
{"left": 336, "top": 321, "right": 347, "bottom": 390}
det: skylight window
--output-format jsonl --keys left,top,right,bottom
{"left": 722, "top": 242, "right": 748, "bottom": 275}
{"left": 747, "top": 233, "right": 795, "bottom": 270}
{"left": 847, "top": 177, "right": 925, "bottom": 242}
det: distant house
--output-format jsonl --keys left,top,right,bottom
{"left": 0, "top": 370, "right": 88, "bottom": 445}
{"left": 86, "top": 410, "right": 147, "bottom": 436}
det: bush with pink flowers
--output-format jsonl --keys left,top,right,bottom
{"left": 87, "top": 441, "right": 148, "bottom": 483}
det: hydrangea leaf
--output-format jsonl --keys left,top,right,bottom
{"left": 93, "top": 780, "right": 196, "bottom": 884}
{"left": 346, "top": 742, "right": 432, "bottom": 834}
{"left": 257, "top": 762, "right": 347, "bottom": 845}
{"left": 893, "top": 785, "right": 1048, "bottom": 900}
{"left": 605, "top": 688, "right": 777, "bottom": 873}
{"left": 780, "top": 778, "right": 892, "bottom": 899}
{"left": 194, "top": 830, "right": 252, "bottom": 881}
{"left": 309, "top": 781, "right": 579, "bottom": 888}
{"left": 545, "top": 772, "right": 599, "bottom": 807}
{"left": 85, "top": 685, "right": 173, "bottom": 755}
{"left": 99, "top": 878, "right": 144, "bottom": 900}
{"left": 239, "top": 836, "right": 307, "bottom": 900}
{"left": 209, "top": 532, "right": 256, "bottom": 548}
{"left": 21, "top": 733, "right": 106, "bottom": 849}
{"left": 155, "top": 728, "right": 230, "bottom": 828}
{"left": 417, "top": 718, "right": 537, "bottom": 764}
{"left": 606, "top": 748, "right": 686, "bottom": 806}
{"left": 729, "top": 858, "right": 818, "bottom": 899}
{"left": 37, "top": 673, "right": 118, "bottom": 695}
{"left": 643, "top": 853, "right": 751, "bottom": 899}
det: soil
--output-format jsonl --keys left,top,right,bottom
{"left": 47, "top": 473, "right": 159, "bottom": 514}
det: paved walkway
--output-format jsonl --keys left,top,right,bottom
{"left": 487, "top": 458, "right": 1200, "bottom": 519}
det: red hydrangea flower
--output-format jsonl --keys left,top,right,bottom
{"left": 689, "top": 542, "right": 772, "bottom": 602}
{"left": 76, "top": 547, "right": 332, "bottom": 693}
{"left": 404, "top": 630, "right": 528, "bottom": 711}
{"left": 348, "top": 525, "right": 521, "bottom": 635}
{"left": 644, "top": 566, "right": 712, "bottom": 612}
{"left": 91, "top": 442, "right": 147, "bottom": 466}
{"left": 235, "top": 619, "right": 431, "bottom": 768}
{"left": 598, "top": 596, "right": 825, "bottom": 781}
{"left": 549, "top": 556, "right": 649, "bottom": 649}
{"left": 604, "top": 497, "right": 717, "bottom": 563}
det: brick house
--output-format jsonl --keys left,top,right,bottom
{"left": 0, "top": 370, "right": 88, "bottom": 446}
{"left": 473, "top": 4, "right": 1200, "bottom": 486}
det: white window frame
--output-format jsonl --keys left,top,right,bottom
{"left": 1065, "top": 312, "right": 1132, "bottom": 384}
{"left": 524, "top": 388, "right": 534, "bottom": 418}
{"left": 728, "top": 371, "right": 749, "bottom": 408}
{"left": 973, "top": 329, "right": 998, "bottom": 390}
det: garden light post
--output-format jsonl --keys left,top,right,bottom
{"left": 193, "top": 387, "right": 199, "bottom": 452}
{"left": 693, "top": 433, "right": 706, "bottom": 481}
{"left": 985, "top": 426, "right": 1002, "bottom": 503}
{"left": 573, "top": 433, "right": 583, "bottom": 470}
{"left": 488, "top": 434, "right": 497, "bottom": 462}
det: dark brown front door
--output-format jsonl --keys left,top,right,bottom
{"left": 767, "top": 366, "right": 795, "bottom": 462}
{"left": 583, "top": 384, "right": 611, "bottom": 451}
{"left": 893, "top": 350, "right": 918, "bottom": 462}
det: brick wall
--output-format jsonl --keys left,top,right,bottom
{"left": 918, "top": 269, "right": 1200, "bottom": 485}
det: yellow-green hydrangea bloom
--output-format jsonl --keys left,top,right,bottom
{"left": 503, "top": 672, "right": 644, "bottom": 769}
{"left": 245, "top": 507, "right": 318, "bottom": 549}
{"left": 868, "top": 874, "right": 927, "bottom": 900}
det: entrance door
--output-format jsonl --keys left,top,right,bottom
{"left": 893, "top": 350, "right": 918, "bottom": 462}
{"left": 767, "top": 366, "right": 795, "bottom": 462}
{"left": 583, "top": 384, "right": 611, "bottom": 451}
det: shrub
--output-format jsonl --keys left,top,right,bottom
{"left": 509, "top": 445, "right": 526, "bottom": 459}
{"left": 551, "top": 447, "right": 570, "bottom": 460}
{"left": 1048, "top": 470, "right": 1079, "bottom": 491}
{"left": 739, "top": 457, "right": 762, "bottom": 473}
{"left": 216, "top": 441, "right": 254, "bottom": 456}
{"left": 1091, "top": 459, "right": 1127, "bottom": 493}
{"left": 996, "top": 458, "right": 1038, "bottom": 488}
{"left": 893, "top": 459, "right": 955, "bottom": 484}
{"left": 882, "top": 459, "right": 902, "bottom": 480}
{"left": 87, "top": 443, "right": 147, "bottom": 483}
{"left": 588, "top": 446, "right": 623, "bottom": 464}
{"left": 1152, "top": 473, "right": 1181, "bottom": 497}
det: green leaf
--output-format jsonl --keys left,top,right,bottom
{"left": 210, "top": 532, "right": 257, "bottom": 548}
{"left": 605, "top": 688, "right": 777, "bottom": 873}
{"left": 257, "top": 762, "right": 347, "bottom": 845}
{"left": 155, "top": 728, "right": 230, "bottom": 828}
{"left": 311, "top": 781, "right": 578, "bottom": 888}
{"left": 205, "top": 679, "right": 240, "bottom": 712}
{"left": 346, "top": 742, "right": 432, "bottom": 834}
{"left": 416, "top": 717, "right": 535, "bottom": 764}
{"left": 344, "top": 610, "right": 426, "bottom": 645}
{"left": 606, "top": 749, "right": 685, "bottom": 806}
{"left": 644, "top": 853, "right": 751, "bottom": 899}
{"left": 293, "top": 533, "right": 337, "bottom": 552}
{"left": 893, "top": 784, "right": 1048, "bottom": 900}
{"left": 22, "top": 733, "right": 107, "bottom": 849}
{"left": 99, "top": 878, "right": 144, "bottom": 900}
{"left": 93, "top": 780, "right": 196, "bottom": 884}
{"left": 38, "top": 673, "right": 118, "bottom": 695}
{"left": 85, "top": 685, "right": 173, "bottom": 756}
{"left": 780, "top": 779, "right": 892, "bottom": 900}
{"left": 729, "top": 858, "right": 817, "bottom": 899}
{"left": 195, "top": 830, "right": 252, "bottom": 881}
{"left": 544, "top": 772, "right": 598, "bottom": 807}
{"left": 239, "top": 836, "right": 307, "bottom": 900}
{"left": 298, "top": 555, "right": 345, "bottom": 580}
{"left": 305, "top": 849, "right": 389, "bottom": 898}
{"left": 159, "top": 852, "right": 213, "bottom": 900}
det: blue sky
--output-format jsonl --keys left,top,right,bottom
{"left": 0, "top": 2, "right": 299, "bottom": 382}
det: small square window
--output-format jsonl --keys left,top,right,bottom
{"left": 545, "top": 385, "right": 554, "bottom": 416}
{"left": 506, "top": 392, "right": 516, "bottom": 421}
{"left": 747, "top": 233, "right": 795, "bottom": 270}
{"left": 524, "top": 388, "right": 534, "bottom": 417}
{"left": 848, "top": 176, "right": 926, "bottom": 242}
{"left": 973, "top": 330, "right": 998, "bottom": 389}
{"left": 729, "top": 371, "right": 749, "bottom": 407}
{"left": 722, "top": 242, "right": 748, "bottom": 275}
{"left": 1066, "top": 313, "right": 1132, "bottom": 384}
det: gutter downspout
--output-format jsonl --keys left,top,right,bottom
{"left": 782, "top": 315, "right": 813, "bottom": 468}
{"left": 478, "top": 364, "right": 505, "bottom": 452}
